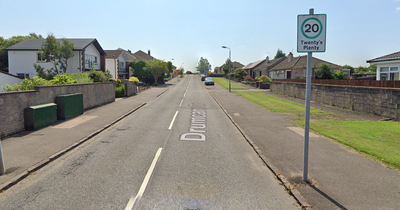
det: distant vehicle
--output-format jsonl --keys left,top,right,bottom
{"left": 201, "top": 75, "right": 207, "bottom": 81}
{"left": 204, "top": 77, "right": 214, "bottom": 85}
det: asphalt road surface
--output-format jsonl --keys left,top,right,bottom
{"left": 0, "top": 75, "right": 298, "bottom": 209}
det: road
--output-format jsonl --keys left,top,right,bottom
{"left": 0, "top": 75, "right": 298, "bottom": 209}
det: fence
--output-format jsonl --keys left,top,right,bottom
{"left": 272, "top": 79, "right": 400, "bottom": 88}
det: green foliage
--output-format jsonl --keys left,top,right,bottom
{"left": 115, "top": 79, "right": 123, "bottom": 87}
{"left": 315, "top": 63, "right": 333, "bottom": 79}
{"left": 233, "top": 68, "right": 247, "bottom": 79}
{"left": 130, "top": 60, "right": 149, "bottom": 79}
{"left": 355, "top": 66, "right": 369, "bottom": 74}
{"left": 34, "top": 63, "right": 56, "bottom": 80}
{"left": 258, "top": 75, "right": 272, "bottom": 83}
{"left": 144, "top": 59, "right": 168, "bottom": 84}
{"left": 221, "top": 58, "right": 232, "bottom": 75}
{"left": 196, "top": 57, "right": 212, "bottom": 75}
{"left": 49, "top": 74, "right": 78, "bottom": 85}
{"left": 214, "top": 67, "right": 219, "bottom": 73}
{"left": 129, "top": 76, "right": 139, "bottom": 86}
{"left": 368, "top": 64, "right": 377, "bottom": 73}
{"left": 179, "top": 68, "right": 184, "bottom": 75}
{"left": 115, "top": 85, "right": 125, "bottom": 98}
{"left": 89, "top": 69, "right": 108, "bottom": 82}
{"left": 274, "top": 49, "right": 286, "bottom": 59}
{"left": 104, "top": 69, "right": 113, "bottom": 80}
{"left": 2, "top": 76, "right": 49, "bottom": 92}
{"left": 67, "top": 73, "right": 93, "bottom": 83}
{"left": 343, "top": 64, "right": 355, "bottom": 75}
{"left": 332, "top": 69, "right": 348, "bottom": 80}
{"left": 38, "top": 34, "right": 75, "bottom": 75}
{"left": 167, "top": 61, "right": 173, "bottom": 73}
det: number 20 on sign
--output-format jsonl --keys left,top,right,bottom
{"left": 297, "top": 14, "right": 326, "bottom": 53}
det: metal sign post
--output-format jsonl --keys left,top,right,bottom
{"left": 0, "top": 140, "right": 5, "bottom": 175}
{"left": 297, "top": 8, "right": 327, "bottom": 181}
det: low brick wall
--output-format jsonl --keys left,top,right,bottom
{"left": 123, "top": 80, "right": 137, "bottom": 97}
{"left": 270, "top": 81, "right": 400, "bottom": 121}
{"left": 0, "top": 82, "right": 115, "bottom": 138}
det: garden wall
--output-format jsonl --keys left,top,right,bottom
{"left": 270, "top": 81, "right": 400, "bottom": 121}
{"left": 0, "top": 82, "right": 115, "bottom": 138}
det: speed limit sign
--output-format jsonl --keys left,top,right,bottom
{"left": 297, "top": 14, "right": 326, "bottom": 52}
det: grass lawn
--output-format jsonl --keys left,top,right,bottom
{"left": 234, "top": 91, "right": 324, "bottom": 114}
{"left": 212, "top": 78, "right": 247, "bottom": 89}
{"left": 295, "top": 120, "right": 400, "bottom": 170}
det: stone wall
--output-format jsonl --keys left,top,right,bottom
{"left": 270, "top": 81, "right": 400, "bottom": 121}
{"left": 123, "top": 80, "right": 137, "bottom": 97}
{"left": 0, "top": 82, "right": 115, "bottom": 138}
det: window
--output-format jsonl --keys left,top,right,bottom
{"left": 390, "top": 67, "right": 398, "bottom": 72}
{"left": 37, "top": 53, "right": 46, "bottom": 62}
{"left": 380, "top": 67, "right": 389, "bottom": 72}
{"left": 17, "top": 73, "right": 29, "bottom": 79}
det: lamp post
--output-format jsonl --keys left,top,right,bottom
{"left": 222, "top": 46, "right": 231, "bottom": 92}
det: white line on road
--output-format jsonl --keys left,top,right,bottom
{"left": 125, "top": 148, "right": 163, "bottom": 210}
{"left": 169, "top": 111, "right": 179, "bottom": 130}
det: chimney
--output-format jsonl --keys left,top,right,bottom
{"left": 128, "top": 49, "right": 131, "bottom": 53}
{"left": 266, "top": 56, "right": 269, "bottom": 63}
{"left": 288, "top": 52, "right": 293, "bottom": 62}
{"left": 148, "top": 50, "right": 151, "bottom": 56}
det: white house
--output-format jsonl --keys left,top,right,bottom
{"left": 367, "top": 51, "right": 400, "bottom": 81}
{"left": 104, "top": 49, "right": 137, "bottom": 79}
{"left": 0, "top": 70, "right": 23, "bottom": 92}
{"left": 6, "top": 39, "right": 106, "bottom": 78}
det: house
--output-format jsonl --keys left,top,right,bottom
{"left": 104, "top": 49, "right": 137, "bottom": 79}
{"left": 6, "top": 39, "right": 106, "bottom": 78}
{"left": 252, "top": 56, "right": 285, "bottom": 78}
{"left": 243, "top": 59, "right": 264, "bottom": 78}
{"left": 131, "top": 50, "right": 156, "bottom": 61}
{"left": 0, "top": 70, "right": 23, "bottom": 92}
{"left": 367, "top": 51, "right": 400, "bottom": 81}
{"left": 216, "top": 61, "right": 244, "bottom": 74}
{"left": 268, "top": 52, "right": 342, "bottom": 79}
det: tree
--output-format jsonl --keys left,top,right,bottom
{"left": 355, "top": 66, "right": 369, "bottom": 74}
{"left": 233, "top": 68, "right": 247, "bottom": 79}
{"left": 129, "top": 60, "right": 148, "bottom": 80}
{"left": 196, "top": 57, "right": 211, "bottom": 75}
{"left": 332, "top": 69, "right": 347, "bottom": 80}
{"left": 368, "top": 64, "right": 377, "bottom": 73}
{"left": 315, "top": 63, "right": 333, "bottom": 79}
{"left": 38, "top": 34, "right": 75, "bottom": 74}
{"left": 144, "top": 59, "right": 168, "bottom": 84}
{"left": 343, "top": 64, "right": 354, "bottom": 75}
{"left": 214, "top": 67, "right": 219, "bottom": 73}
{"left": 274, "top": 49, "right": 286, "bottom": 59}
{"left": 221, "top": 58, "right": 232, "bottom": 75}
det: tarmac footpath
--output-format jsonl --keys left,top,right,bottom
{"left": 0, "top": 78, "right": 178, "bottom": 191}
{"left": 209, "top": 85, "right": 400, "bottom": 209}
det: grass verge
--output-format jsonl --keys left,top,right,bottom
{"left": 295, "top": 120, "right": 400, "bottom": 170}
{"left": 234, "top": 91, "right": 324, "bottom": 114}
{"left": 213, "top": 78, "right": 247, "bottom": 89}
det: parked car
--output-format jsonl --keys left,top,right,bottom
{"left": 201, "top": 75, "right": 207, "bottom": 81}
{"left": 204, "top": 77, "right": 214, "bottom": 85}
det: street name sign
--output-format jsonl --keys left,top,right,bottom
{"left": 297, "top": 14, "right": 326, "bottom": 53}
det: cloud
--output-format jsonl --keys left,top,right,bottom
{"left": 397, "top": 7, "right": 400, "bottom": 11}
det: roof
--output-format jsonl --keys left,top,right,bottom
{"left": 270, "top": 55, "right": 342, "bottom": 71}
{"left": 253, "top": 57, "right": 286, "bottom": 72}
{"left": 6, "top": 38, "right": 106, "bottom": 55}
{"left": 0, "top": 70, "right": 23, "bottom": 79}
{"left": 367, "top": 51, "right": 400, "bottom": 63}
{"left": 232, "top": 61, "right": 244, "bottom": 69}
{"left": 243, "top": 59, "right": 264, "bottom": 70}
{"left": 104, "top": 50, "right": 124, "bottom": 59}
{"left": 132, "top": 50, "right": 155, "bottom": 61}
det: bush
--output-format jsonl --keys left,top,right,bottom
{"left": 115, "top": 79, "right": 123, "bottom": 87}
{"left": 2, "top": 76, "right": 50, "bottom": 92}
{"left": 89, "top": 70, "right": 108, "bottom": 82}
{"left": 234, "top": 68, "right": 247, "bottom": 79}
{"left": 129, "top": 76, "right": 139, "bottom": 86}
{"left": 258, "top": 75, "right": 271, "bottom": 83}
{"left": 49, "top": 74, "right": 78, "bottom": 85}
{"left": 315, "top": 63, "right": 333, "bottom": 79}
{"left": 115, "top": 85, "right": 125, "bottom": 98}
{"left": 67, "top": 73, "right": 93, "bottom": 84}
{"left": 104, "top": 69, "right": 113, "bottom": 80}
{"left": 243, "top": 75, "right": 254, "bottom": 82}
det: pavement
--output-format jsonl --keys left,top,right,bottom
{"left": 1, "top": 76, "right": 400, "bottom": 209}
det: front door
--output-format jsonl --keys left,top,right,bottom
{"left": 286, "top": 71, "right": 292, "bottom": 79}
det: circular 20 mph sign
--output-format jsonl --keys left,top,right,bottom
{"left": 297, "top": 14, "right": 326, "bottom": 53}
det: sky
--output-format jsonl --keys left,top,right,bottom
{"left": 2, "top": 0, "right": 400, "bottom": 72}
